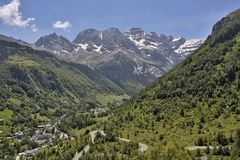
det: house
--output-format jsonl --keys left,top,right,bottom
{"left": 30, "top": 130, "right": 41, "bottom": 141}
{"left": 25, "top": 150, "right": 34, "bottom": 157}
{"left": 90, "top": 107, "right": 106, "bottom": 115}
{"left": 37, "top": 133, "right": 52, "bottom": 140}
{"left": 45, "top": 126, "right": 54, "bottom": 133}
{"left": 37, "top": 124, "right": 52, "bottom": 128}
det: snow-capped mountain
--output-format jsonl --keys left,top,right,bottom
{"left": 34, "top": 28, "right": 204, "bottom": 94}
{"left": 73, "top": 28, "right": 139, "bottom": 53}
{"left": 124, "top": 27, "right": 204, "bottom": 62}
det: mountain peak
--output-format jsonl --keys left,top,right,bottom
{"left": 129, "top": 27, "right": 145, "bottom": 35}
{"left": 73, "top": 28, "right": 101, "bottom": 45}
{"left": 50, "top": 32, "right": 58, "bottom": 36}
{"left": 103, "top": 27, "right": 122, "bottom": 35}
{"left": 81, "top": 28, "right": 100, "bottom": 34}
{"left": 73, "top": 27, "right": 139, "bottom": 53}
{"left": 35, "top": 33, "right": 75, "bottom": 54}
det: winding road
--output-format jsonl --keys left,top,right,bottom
{"left": 72, "top": 130, "right": 148, "bottom": 160}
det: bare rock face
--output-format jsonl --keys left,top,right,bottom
{"left": 35, "top": 33, "right": 76, "bottom": 54}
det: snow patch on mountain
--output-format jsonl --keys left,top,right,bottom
{"left": 172, "top": 36, "right": 182, "bottom": 42}
{"left": 175, "top": 39, "right": 204, "bottom": 57}
{"left": 99, "top": 32, "right": 103, "bottom": 39}
{"left": 78, "top": 43, "right": 89, "bottom": 50}
{"left": 93, "top": 44, "right": 102, "bottom": 53}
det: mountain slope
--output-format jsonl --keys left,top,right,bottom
{"left": 108, "top": 8, "right": 240, "bottom": 158}
{"left": 0, "top": 39, "right": 126, "bottom": 135}
{"left": 95, "top": 51, "right": 158, "bottom": 94}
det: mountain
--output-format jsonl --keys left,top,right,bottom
{"left": 124, "top": 27, "right": 184, "bottom": 62}
{"left": 35, "top": 33, "right": 76, "bottom": 54}
{"left": 73, "top": 28, "right": 139, "bottom": 53}
{"left": 0, "top": 38, "right": 127, "bottom": 128}
{"left": 35, "top": 28, "right": 203, "bottom": 94}
{"left": 107, "top": 9, "right": 240, "bottom": 158}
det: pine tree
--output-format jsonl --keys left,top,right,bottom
{"left": 195, "top": 149, "right": 201, "bottom": 157}
{"left": 229, "top": 133, "right": 234, "bottom": 143}
{"left": 196, "top": 137, "right": 204, "bottom": 146}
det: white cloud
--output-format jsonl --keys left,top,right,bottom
{"left": 53, "top": 21, "right": 72, "bottom": 30}
{"left": 0, "top": 0, "right": 35, "bottom": 28}
{"left": 31, "top": 24, "right": 39, "bottom": 32}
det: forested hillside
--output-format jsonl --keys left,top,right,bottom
{"left": 105, "top": 8, "right": 240, "bottom": 159}
{"left": 0, "top": 39, "right": 125, "bottom": 135}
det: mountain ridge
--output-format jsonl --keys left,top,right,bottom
{"left": 35, "top": 28, "right": 204, "bottom": 94}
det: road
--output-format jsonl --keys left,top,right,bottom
{"left": 118, "top": 137, "right": 148, "bottom": 152}
{"left": 89, "top": 130, "right": 106, "bottom": 144}
{"left": 72, "top": 145, "right": 90, "bottom": 160}
{"left": 72, "top": 130, "right": 148, "bottom": 160}
{"left": 185, "top": 146, "right": 220, "bottom": 151}
{"left": 93, "top": 130, "right": 148, "bottom": 152}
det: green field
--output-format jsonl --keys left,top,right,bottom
{"left": 0, "top": 109, "right": 13, "bottom": 121}
{"left": 95, "top": 93, "right": 130, "bottom": 106}
{"left": 0, "top": 109, "right": 13, "bottom": 136}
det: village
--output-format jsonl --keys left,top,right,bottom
{"left": 0, "top": 107, "right": 109, "bottom": 159}
{"left": 15, "top": 115, "right": 74, "bottom": 159}
{"left": 0, "top": 114, "right": 71, "bottom": 159}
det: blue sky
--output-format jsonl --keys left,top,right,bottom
{"left": 0, "top": 0, "right": 239, "bottom": 42}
